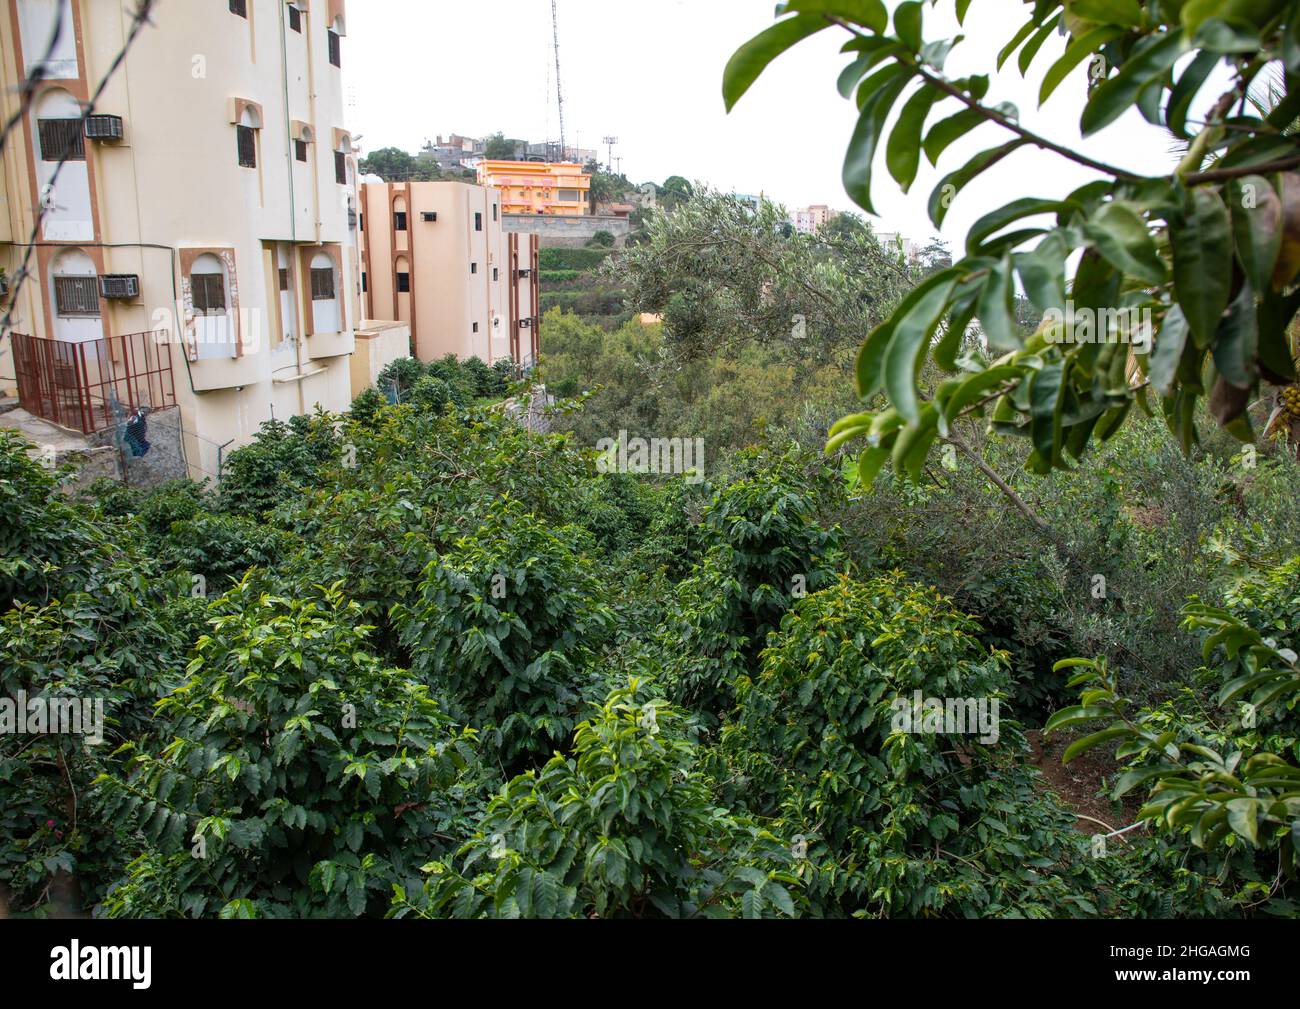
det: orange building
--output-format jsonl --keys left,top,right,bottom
{"left": 476, "top": 160, "right": 590, "bottom": 216}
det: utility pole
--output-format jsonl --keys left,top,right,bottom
{"left": 551, "top": 0, "right": 566, "bottom": 161}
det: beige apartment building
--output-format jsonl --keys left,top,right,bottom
{"left": 359, "top": 180, "right": 540, "bottom": 367}
{"left": 0, "top": 0, "right": 366, "bottom": 480}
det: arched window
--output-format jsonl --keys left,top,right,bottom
{"left": 237, "top": 105, "right": 261, "bottom": 169}
{"left": 49, "top": 248, "right": 100, "bottom": 342}
{"left": 393, "top": 196, "right": 407, "bottom": 232}
{"left": 335, "top": 133, "right": 350, "bottom": 186}
{"left": 33, "top": 89, "right": 92, "bottom": 240}
{"left": 191, "top": 253, "right": 234, "bottom": 359}
{"left": 328, "top": 17, "right": 343, "bottom": 67}
{"left": 309, "top": 251, "right": 340, "bottom": 334}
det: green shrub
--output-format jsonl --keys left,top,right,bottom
{"left": 391, "top": 679, "right": 802, "bottom": 918}
{"left": 99, "top": 581, "right": 483, "bottom": 918}
{"left": 409, "top": 375, "right": 451, "bottom": 415}
{"left": 393, "top": 499, "right": 615, "bottom": 767}
{"left": 539, "top": 247, "right": 610, "bottom": 271}
{"left": 723, "top": 574, "right": 1187, "bottom": 917}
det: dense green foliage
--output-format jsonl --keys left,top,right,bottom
{"left": 5, "top": 366, "right": 1294, "bottom": 917}
{"left": 730, "top": 0, "right": 1300, "bottom": 482}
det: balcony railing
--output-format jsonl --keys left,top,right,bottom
{"left": 10, "top": 330, "right": 176, "bottom": 434}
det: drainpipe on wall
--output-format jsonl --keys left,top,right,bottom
{"left": 278, "top": 2, "right": 308, "bottom": 412}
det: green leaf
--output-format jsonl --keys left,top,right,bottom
{"left": 941, "top": 365, "right": 1024, "bottom": 423}
{"left": 857, "top": 266, "right": 964, "bottom": 395}
{"left": 968, "top": 197, "right": 1076, "bottom": 257}
{"left": 997, "top": 16, "right": 1039, "bottom": 70}
{"left": 1062, "top": 726, "right": 1133, "bottom": 763}
{"left": 857, "top": 443, "right": 892, "bottom": 487}
{"left": 1170, "top": 187, "right": 1232, "bottom": 347}
{"left": 1229, "top": 175, "right": 1283, "bottom": 295}
{"left": 723, "top": 14, "right": 831, "bottom": 112}
{"left": 976, "top": 254, "right": 1019, "bottom": 351}
{"left": 1084, "top": 201, "right": 1166, "bottom": 284}
{"left": 1071, "top": 0, "right": 1142, "bottom": 27}
{"left": 886, "top": 85, "right": 942, "bottom": 192}
{"left": 1148, "top": 305, "right": 1188, "bottom": 395}
{"left": 1018, "top": 13, "right": 1062, "bottom": 76}
{"left": 893, "top": 0, "right": 923, "bottom": 51}
{"left": 1080, "top": 29, "right": 1186, "bottom": 136}
{"left": 1226, "top": 797, "right": 1260, "bottom": 846}
{"left": 884, "top": 274, "right": 960, "bottom": 421}
{"left": 784, "top": 0, "right": 887, "bottom": 32}
{"left": 1211, "top": 282, "right": 1259, "bottom": 390}
{"left": 922, "top": 107, "right": 985, "bottom": 166}
{"left": 929, "top": 140, "right": 1028, "bottom": 227}
{"left": 1028, "top": 359, "right": 1066, "bottom": 465}
{"left": 1165, "top": 50, "right": 1219, "bottom": 139}
{"left": 1040, "top": 25, "right": 1125, "bottom": 105}
{"left": 843, "top": 66, "right": 913, "bottom": 213}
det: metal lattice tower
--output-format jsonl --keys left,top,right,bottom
{"left": 551, "top": 0, "right": 566, "bottom": 161}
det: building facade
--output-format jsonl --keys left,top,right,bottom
{"left": 476, "top": 160, "right": 590, "bottom": 216}
{"left": 0, "top": 0, "right": 362, "bottom": 480}
{"left": 359, "top": 180, "right": 540, "bottom": 367}
{"left": 792, "top": 204, "right": 833, "bottom": 235}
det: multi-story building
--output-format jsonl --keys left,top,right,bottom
{"left": 476, "top": 160, "right": 590, "bottom": 217}
{"left": 0, "top": 0, "right": 363, "bottom": 480}
{"left": 792, "top": 204, "right": 833, "bottom": 235}
{"left": 359, "top": 180, "right": 540, "bottom": 367}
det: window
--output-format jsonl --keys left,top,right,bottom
{"left": 475, "top": 212, "right": 482, "bottom": 232}
{"left": 359, "top": 212, "right": 364, "bottom": 232}
{"left": 394, "top": 211, "right": 407, "bottom": 231}
{"left": 334, "top": 150, "right": 347, "bottom": 185}
{"left": 558, "top": 189, "right": 581, "bottom": 201}
{"left": 470, "top": 262, "right": 477, "bottom": 275}
{"left": 310, "top": 266, "right": 335, "bottom": 300}
{"left": 38, "top": 119, "right": 84, "bottom": 162}
{"left": 191, "top": 272, "right": 226, "bottom": 315}
{"left": 492, "top": 267, "right": 499, "bottom": 281}
{"left": 328, "top": 30, "right": 341, "bottom": 67}
{"left": 278, "top": 268, "right": 289, "bottom": 292}
{"left": 229, "top": 0, "right": 247, "bottom": 16}
{"left": 492, "top": 204, "right": 498, "bottom": 222}
{"left": 53, "top": 275, "right": 99, "bottom": 317}
{"left": 361, "top": 271, "right": 367, "bottom": 293}
{"left": 295, "top": 139, "right": 308, "bottom": 162}
{"left": 237, "top": 125, "right": 256, "bottom": 168}
{"left": 396, "top": 272, "right": 410, "bottom": 293}
{"left": 288, "top": 4, "right": 302, "bottom": 32}
{"left": 472, "top": 322, "right": 479, "bottom": 333}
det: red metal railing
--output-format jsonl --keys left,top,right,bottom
{"left": 10, "top": 330, "right": 176, "bottom": 434}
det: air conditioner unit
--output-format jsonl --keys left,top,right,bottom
{"left": 520, "top": 318, "right": 532, "bottom": 329}
{"left": 84, "top": 114, "right": 124, "bottom": 141}
{"left": 516, "top": 268, "right": 531, "bottom": 278}
{"left": 420, "top": 211, "right": 437, "bottom": 222}
{"left": 347, "top": 207, "right": 357, "bottom": 229}
{"left": 99, "top": 274, "right": 140, "bottom": 299}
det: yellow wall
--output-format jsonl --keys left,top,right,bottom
{"left": 476, "top": 160, "right": 590, "bottom": 217}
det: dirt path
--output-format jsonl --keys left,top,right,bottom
{"left": 1025, "top": 729, "right": 1147, "bottom": 847}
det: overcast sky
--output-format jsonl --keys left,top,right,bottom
{"left": 344, "top": 1, "right": 1200, "bottom": 247}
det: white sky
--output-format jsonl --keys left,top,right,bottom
{"left": 344, "top": 1, "right": 1203, "bottom": 248}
